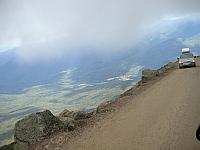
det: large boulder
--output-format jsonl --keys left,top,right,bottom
{"left": 58, "top": 109, "right": 94, "bottom": 130}
{"left": 142, "top": 69, "right": 159, "bottom": 82}
{"left": 14, "top": 110, "right": 64, "bottom": 150}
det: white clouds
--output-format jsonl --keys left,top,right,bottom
{"left": 0, "top": 0, "right": 200, "bottom": 62}
{"left": 0, "top": 38, "right": 21, "bottom": 53}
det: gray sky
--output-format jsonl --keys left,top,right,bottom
{"left": 0, "top": 0, "right": 200, "bottom": 62}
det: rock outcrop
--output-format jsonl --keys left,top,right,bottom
{"left": 142, "top": 69, "right": 159, "bottom": 82}
{"left": 142, "top": 62, "right": 177, "bottom": 83}
{"left": 158, "top": 62, "right": 177, "bottom": 74}
{"left": 12, "top": 109, "right": 96, "bottom": 150}
{"left": 14, "top": 110, "right": 65, "bottom": 150}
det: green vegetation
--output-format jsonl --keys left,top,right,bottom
{"left": 0, "top": 65, "right": 142, "bottom": 146}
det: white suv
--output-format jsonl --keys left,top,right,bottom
{"left": 179, "top": 53, "right": 196, "bottom": 69}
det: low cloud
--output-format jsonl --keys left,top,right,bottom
{"left": 0, "top": 0, "right": 200, "bottom": 62}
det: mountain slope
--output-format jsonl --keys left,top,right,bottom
{"left": 36, "top": 58, "right": 200, "bottom": 150}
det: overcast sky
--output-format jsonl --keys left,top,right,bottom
{"left": 0, "top": 0, "right": 200, "bottom": 62}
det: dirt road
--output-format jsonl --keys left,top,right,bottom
{"left": 44, "top": 59, "right": 200, "bottom": 150}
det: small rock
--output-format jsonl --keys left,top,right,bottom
{"left": 67, "top": 121, "right": 75, "bottom": 131}
{"left": 58, "top": 109, "right": 74, "bottom": 118}
{"left": 58, "top": 109, "right": 83, "bottom": 131}
{"left": 96, "top": 101, "right": 113, "bottom": 113}
{"left": 72, "top": 111, "right": 93, "bottom": 120}
{"left": 13, "top": 140, "right": 29, "bottom": 150}
{"left": 62, "top": 117, "right": 75, "bottom": 131}
{"left": 158, "top": 67, "right": 167, "bottom": 74}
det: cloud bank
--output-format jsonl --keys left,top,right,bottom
{"left": 0, "top": 0, "right": 200, "bottom": 62}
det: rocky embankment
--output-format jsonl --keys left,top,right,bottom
{"left": 0, "top": 62, "right": 177, "bottom": 150}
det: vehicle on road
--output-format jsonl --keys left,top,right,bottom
{"left": 178, "top": 52, "right": 196, "bottom": 69}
